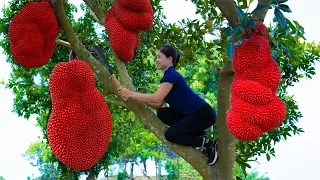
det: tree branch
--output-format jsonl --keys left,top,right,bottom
{"left": 52, "top": 0, "right": 114, "bottom": 95}
{"left": 106, "top": 99, "right": 127, "bottom": 108}
{"left": 213, "top": 0, "right": 239, "bottom": 28}
{"left": 51, "top": 0, "right": 210, "bottom": 178}
{"left": 114, "top": 56, "right": 136, "bottom": 91}
{"left": 83, "top": 0, "right": 105, "bottom": 25}
{"left": 82, "top": 1, "right": 135, "bottom": 92}
{"left": 251, "top": 0, "right": 273, "bottom": 23}
{"left": 213, "top": 0, "right": 273, "bottom": 28}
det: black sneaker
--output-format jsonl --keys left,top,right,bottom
{"left": 207, "top": 140, "right": 218, "bottom": 165}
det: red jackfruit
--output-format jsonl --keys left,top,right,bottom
{"left": 244, "top": 23, "right": 271, "bottom": 42}
{"left": 231, "top": 97, "right": 269, "bottom": 126}
{"left": 227, "top": 109, "right": 263, "bottom": 141}
{"left": 231, "top": 80, "right": 274, "bottom": 105}
{"left": 8, "top": 1, "right": 58, "bottom": 68}
{"left": 105, "top": 7, "right": 140, "bottom": 62}
{"left": 114, "top": 2, "right": 153, "bottom": 31}
{"left": 235, "top": 58, "right": 281, "bottom": 94}
{"left": 261, "top": 97, "right": 286, "bottom": 132}
{"left": 253, "top": 59, "right": 281, "bottom": 94}
{"left": 48, "top": 60, "right": 112, "bottom": 170}
{"left": 227, "top": 26, "right": 286, "bottom": 141}
{"left": 231, "top": 97, "right": 285, "bottom": 132}
{"left": 117, "top": 0, "right": 152, "bottom": 12}
{"left": 233, "top": 36, "right": 270, "bottom": 73}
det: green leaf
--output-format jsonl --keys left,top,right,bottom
{"left": 251, "top": 4, "right": 269, "bottom": 15}
{"left": 279, "top": 0, "right": 289, "bottom": 3}
{"left": 235, "top": 40, "right": 243, "bottom": 46}
{"left": 300, "top": 27, "right": 305, "bottom": 35}
{"left": 242, "top": 0, "right": 248, "bottom": 8}
{"left": 284, "top": 48, "right": 290, "bottom": 56}
{"left": 279, "top": 4, "right": 292, "bottom": 13}
{"left": 235, "top": 5, "right": 245, "bottom": 21}
{"left": 245, "top": 162, "right": 251, "bottom": 168}
{"left": 274, "top": 7, "right": 287, "bottom": 29}
{"left": 226, "top": 43, "right": 235, "bottom": 61}
{"left": 223, "top": 27, "right": 232, "bottom": 34}
{"left": 227, "top": 26, "right": 242, "bottom": 41}
{"left": 266, "top": 154, "right": 271, "bottom": 161}
{"left": 213, "top": 39, "right": 220, "bottom": 44}
{"left": 246, "top": 19, "right": 255, "bottom": 28}
{"left": 236, "top": 176, "right": 243, "bottom": 180}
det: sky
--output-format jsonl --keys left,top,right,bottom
{"left": 0, "top": 0, "right": 320, "bottom": 180}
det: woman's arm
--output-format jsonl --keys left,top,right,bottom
{"left": 145, "top": 101, "right": 165, "bottom": 110}
{"left": 118, "top": 82, "right": 173, "bottom": 104}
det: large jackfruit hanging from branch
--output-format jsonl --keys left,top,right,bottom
{"left": 48, "top": 60, "right": 112, "bottom": 170}
{"left": 227, "top": 30, "right": 287, "bottom": 141}
{"left": 104, "top": 0, "right": 153, "bottom": 62}
{"left": 8, "top": 1, "right": 59, "bottom": 68}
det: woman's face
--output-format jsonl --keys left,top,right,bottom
{"left": 155, "top": 50, "right": 172, "bottom": 71}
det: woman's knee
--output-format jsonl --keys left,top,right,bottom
{"left": 157, "top": 108, "right": 166, "bottom": 119}
{"left": 164, "top": 129, "right": 177, "bottom": 143}
{"left": 157, "top": 108, "right": 173, "bottom": 125}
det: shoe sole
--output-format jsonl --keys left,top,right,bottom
{"left": 208, "top": 142, "right": 218, "bottom": 165}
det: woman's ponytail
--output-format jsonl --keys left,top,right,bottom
{"left": 174, "top": 53, "right": 180, "bottom": 68}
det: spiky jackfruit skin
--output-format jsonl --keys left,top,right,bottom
{"left": 117, "top": 0, "right": 152, "bottom": 12}
{"left": 231, "top": 96, "right": 286, "bottom": 132}
{"left": 233, "top": 36, "right": 270, "bottom": 73}
{"left": 234, "top": 58, "right": 281, "bottom": 94}
{"left": 231, "top": 80, "right": 273, "bottom": 105}
{"left": 48, "top": 60, "right": 112, "bottom": 170}
{"left": 227, "top": 35, "right": 286, "bottom": 141}
{"left": 8, "top": 1, "right": 58, "bottom": 68}
{"left": 105, "top": 7, "right": 139, "bottom": 62}
{"left": 226, "top": 109, "right": 263, "bottom": 141}
{"left": 114, "top": 2, "right": 153, "bottom": 31}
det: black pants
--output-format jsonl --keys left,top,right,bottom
{"left": 157, "top": 103, "right": 216, "bottom": 147}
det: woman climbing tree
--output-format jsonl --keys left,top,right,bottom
{"left": 118, "top": 45, "right": 218, "bottom": 165}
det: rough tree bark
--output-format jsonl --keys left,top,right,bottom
{"left": 142, "top": 158, "right": 149, "bottom": 178}
{"left": 83, "top": 0, "right": 105, "bottom": 25}
{"left": 130, "top": 163, "right": 134, "bottom": 178}
{"left": 51, "top": 0, "right": 272, "bottom": 179}
{"left": 155, "top": 157, "right": 161, "bottom": 180}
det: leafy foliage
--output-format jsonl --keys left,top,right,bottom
{"left": 234, "top": 164, "right": 270, "bottom": 180}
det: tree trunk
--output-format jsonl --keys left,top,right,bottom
{"left": 130, "top": 162, "right": 134, "bottom": 178}
{"left": 87, "top": 167, "right": 100, "bottom": 180}
{"left": 142, "top": 158, "right": 148, "bottom": 177}
{"left": 86, "top": 173, "right": 96, "bottom": 180}
{"left": 155, "top": 157, "right": 161, "bottom": 180}
{"left": 209, "top": 60, "right": 236, "bottom": 180}
{"left": 124, "top": 161, "right": 128, "bottom": 176}
{"left": 177, "top": 158, "right": 180, "bottom": 180}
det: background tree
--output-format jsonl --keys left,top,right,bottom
{"left": 0, "top": 0, "right": 319, "bottom": 179}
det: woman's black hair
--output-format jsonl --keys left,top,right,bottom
{"left": 158, "top": 45, "right": 180, "bottom": 68}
